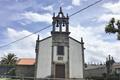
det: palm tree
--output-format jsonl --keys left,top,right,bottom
{"left": 1, "top": 53, "right": 17, "bottom": 65}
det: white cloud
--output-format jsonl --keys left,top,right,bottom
{"left": 65, "top": 5, "right": 73, "bottom": 10}
{"left": 98, "top": 14, "right": 120, "bottom": 22}
{"left": 21, "top": 12, "right": 52, "bottom": 24}
{"left": 70, "top": 24, "right": 120, "bottom": 63}
{"left": 0, "top": 28, "right": 39, "bottom": 59}
{"left": 41, "top": 5, "right": 53, "bottom": 12}
{"left": 98, "top": 1, "right": 120, "bottom": 22}
{"left": 72, "top": 0, "right": 81, "bottom": 6}
{"left": 102, "top": 1, "right": 120, "bottom": 14}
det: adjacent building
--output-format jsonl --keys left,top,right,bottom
{"left": 84, "top": 55, "right": 120, "bottom": 79}
{"left": 84, "top": 64, "right": 106, "bottom": 78}
{"left": 16, "top": 58, "right": 35, "bottom": 77}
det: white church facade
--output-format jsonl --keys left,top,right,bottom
{"left": 35, "top": 7, "right": 85, "bottom": 79}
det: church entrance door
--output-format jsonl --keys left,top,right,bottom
{"left": 55, "top": 64, "right": 65, "bottom": 78}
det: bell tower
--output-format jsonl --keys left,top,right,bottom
{"left": 51, "top": 7, "right": 70, "bottom": 78}
{"left": 51, "top": 7, "right": 70, "bottom": 46}
{"left": 52, "top": 7, "right": 69, "bottom": 33}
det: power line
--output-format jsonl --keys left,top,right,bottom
{"left": 69, "top": 0, "right": 103, "bottom": 17}
{"left": 0, "top": 25, "right": 52, "bottom": 48}
{"left": 0, "top": 0, "right": 103, "bottom": 49}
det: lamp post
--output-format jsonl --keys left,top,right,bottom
{"left": 105, "top": 18, "right": 120, "bottom": 40}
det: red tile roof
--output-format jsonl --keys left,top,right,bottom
{"left": 16, "top": 58, "right": 35, "bottom": 65}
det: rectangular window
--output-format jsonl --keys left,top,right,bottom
{"left": 57, "top": 46, "right": 64, "bottom": 55}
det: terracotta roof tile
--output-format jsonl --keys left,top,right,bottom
{"left": 16, "top": 58, "right": 35, "bottom": 65}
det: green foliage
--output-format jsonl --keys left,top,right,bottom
{"left": 105, "top": 24, "right": 116, "bottom": 33}
{"left": 105, "top": 18, "right": 117, "bottom": 33}
{"left": 105, "top": 18, "right": 120, "bottom": 40}
{"left": 7, "top": 67, "right": 16, "bottom": 76}
{"left": 0, "top": 53, "right": 17, "bottom": 76}
{"left": 0, "top": 53, "right": 17, "bottom": 65}
{"left": 110, "top": 18, "right": 115, "bottom": 24}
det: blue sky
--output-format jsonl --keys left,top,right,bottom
{"left": 0, "top": 0, "right": 120, "bottom": 63}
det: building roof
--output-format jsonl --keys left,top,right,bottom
{"left": 85, "top": 64, "right": 105, "bottom": 70}
{"left": 38, "top": 36, "right": 84, "bottom": 44}
{"left": 113, "top": 63, "right": 120, "bottom": 68}
{"left": 16, "top": 58, "right": 35, "bottom": 65}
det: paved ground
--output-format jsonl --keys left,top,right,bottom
{"left": 0, "top": 78, "right": 17, "bottom": 80}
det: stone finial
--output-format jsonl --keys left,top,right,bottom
{"left": 67, "top": 13, "right": 69, "bottom": 18}
{"left": 112, "top": 57, "right": 113, "bottom": 60}
{"left": 81, "top": 37, "right": 84, "bottom": 43}
{"left": 37, "top": 35, "right": 39, "bottom": 41}
{"left": 60, "top": 7, "right": 62, "bottom": 13}
{"left": 108, "top": 55, "right": 111, "bottom": 60}
{"left": 53, "top": 12, "right": 55, "bottom": 17}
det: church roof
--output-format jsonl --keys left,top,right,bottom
{"left": 16, "top": 58, "right": 35, "bottom": 65}
{"left": 37, "top": 36, "right": 84, "bottom": 44}
{"left": 69, "top": 37, "right": 84, "bottom": 44}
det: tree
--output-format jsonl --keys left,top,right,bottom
{"left": 0, "top": 53, "right": 17, "bottom": 65}
{"left": 105, "top": 18, "right": 120, "bottom": 40}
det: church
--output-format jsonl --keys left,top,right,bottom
{"left": 35, "top": 7, "right": 85, "bottom": 79}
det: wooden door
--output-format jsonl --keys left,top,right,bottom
{"left": 55, "top": 64, "right": 65, "bottom": 78}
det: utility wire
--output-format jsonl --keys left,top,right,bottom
{"left": 0, "top": 25, "right": 52, "bottom": 48}
{"left": 0, "top": 0, "right": 103, "bottom": 49}
{"left": 69, "top": 0, "right": 103, "bottom": 17}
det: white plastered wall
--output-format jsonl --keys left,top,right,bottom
{"left": 36, "top": 37, "right": 52, "bottom": 78}
{"left": 69, "top": 38, "right": 84, "bottom": 78}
